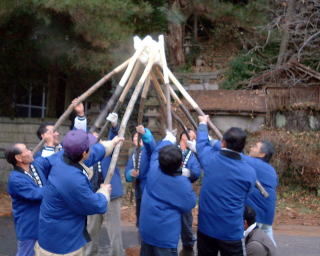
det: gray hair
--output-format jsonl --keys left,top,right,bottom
{"left": 260, "top": 140, "right": 275, "bottom": 163}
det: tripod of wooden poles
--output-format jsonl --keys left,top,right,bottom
{"left": 32, "top": 35, "right": 268, "bottom": 198}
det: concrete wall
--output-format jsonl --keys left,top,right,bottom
{"left": 212, "top": 115, "right": 266, "bottom": 133}
{"left": 0, "top": 118, "right": 71, "bottom": 191}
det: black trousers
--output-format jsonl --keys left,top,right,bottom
{"left": 197, "top": 231, "right": 246, "bottom": 256}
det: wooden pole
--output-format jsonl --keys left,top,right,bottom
{"left": 32, "top": 58, "right": 131, "bottom": 154}
{"left": 90, "top": 44, "right": 147, "bottom": 133}
{"left": 154, "top": 67, "right": 198, "bottom": 130}
{"left": 137, "top": 76, "right": 151, "bottom": 125}
{"left": 97, "top": 61, "right": 142, "bottom": 140}
{"left": 134, "top": 76, "right": 151, "bottom": 170}
{"left": 159, "top": 35, "right": 173, "bottom": 130}
{"left": 104, "top": 54, "right": 156, "bottom": 184}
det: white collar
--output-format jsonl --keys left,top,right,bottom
{"left": 244, "top": 222, "right": 257, "bottom": 238}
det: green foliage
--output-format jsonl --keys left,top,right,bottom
{"left": 0, "top": 0, "right": 154, "bottom": 73}
{"left": 207, "top": 0, "right": 268, "bottom": 26}
{"left": 133, "top": 0, "right": 168, "bottom": 35}
{"left": 222, "top": 54, "right": 255, "bottom": 89}
{"left": 222, "top": 42, "right": 279, "bottom": 89}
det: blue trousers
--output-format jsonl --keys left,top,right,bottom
{"left": 17, "top": 239, "right": 36, "bottom": 256}
{"left": 181, "top": 211, "right": 195, "bottom": 248}
{"left": 140, "top": 241, "right": 177, "bottom": 256}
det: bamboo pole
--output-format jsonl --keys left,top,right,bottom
{"left": 154, "top": 67, "right": 198, "bottom": 130}
{"left": 32, "top": 58, "right": 131, "bottom": 155}
{"left": 97, "top": 61, "right": 142, "bottom": 140}
{"left": 90, "top": 43, "right": 147, "bottom": 133}
{"left": 159, "top": 35, "right": 172, "bottom": 130}
{"left": 104, "top": 54, "right": 156, "bottom": 184}
{"left": 134, "top": 76, "right": 151, "bottom": 170}
{"left": 137, "top": 75, "right": 151, "bottom": 125}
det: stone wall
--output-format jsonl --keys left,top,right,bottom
{"left": 275, "top": 110, "right": 320, "bottom": 131}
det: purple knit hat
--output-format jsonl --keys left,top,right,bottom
{"left": 62, "top": 130, "right": 92, "bottom": 157}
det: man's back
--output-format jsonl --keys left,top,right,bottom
{"left": 139, "top": 140, "right": 196, "bottom": 249}
{"left": 196, "top": 124, "right": 256, "bottom": 241}
{"left": 198, "top": 150, "right": 256, "bottom": 240}
{"left": 38, "top": 153, "right": 107, "bottom": 254}
{"left": 246, "top": 228, "right": 277, "bottom": 256}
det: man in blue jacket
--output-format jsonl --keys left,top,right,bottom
{"left": 244, "top": 141, "right": 278, "bottom": 246}
{"left": 139, "top": 131, "right": 197, "bottom": 256}
{"left": 196, "top": 115, "right": 256, "bottom": 256}
{"left": 35, "top": 129, "right": 123, "bottom": 255}
{"left": 5, "top": 143, "right": 49, "bottom": 256}
{"left": 125, "top": 124, "right": 156, "bottom": 227}
{"left": 178, "top": 129, "right": 201, "bottom": 256}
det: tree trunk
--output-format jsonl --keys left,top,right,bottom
{"left": 277, "top": 0, "right": 295, "bottom": 67}
{"left": 194, "top": 14, "right": 198, "bottom": 41}
{"left": 167, "top": 0, "right": 185, "bottom": 66}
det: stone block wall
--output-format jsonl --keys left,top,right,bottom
{"left": 275, "top": 110, "right": 320, "bottom": 131}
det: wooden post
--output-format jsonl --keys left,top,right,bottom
{"left": 104, "top": 54, "right": 156, "bottom": 184}
{"left": 33, "top": 58, "right": 131, "bottom": 154}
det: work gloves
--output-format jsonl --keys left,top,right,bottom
{"left": 97, "top": 184, "right": 112, "bottom": 203}
{"left": 164, "top": 129, "right": 177, "bottom": 144}
{"left": 187, "top": 140, "right": 197, "bottom": 153}
{"left": 106, "top": 112, "right": 118, "bottom": 127}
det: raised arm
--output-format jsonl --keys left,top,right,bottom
{"left": 196, "top": 116, "right": 217, "bottom": 170}
{"left": 72, "top": 98, "right": 87, "bottom": 132}
{"left": 137, "top": 126, "right": 156, "bottom": 156}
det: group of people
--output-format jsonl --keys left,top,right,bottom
{"left": 5, "top": 99, "right": 278, "bottom": 256}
